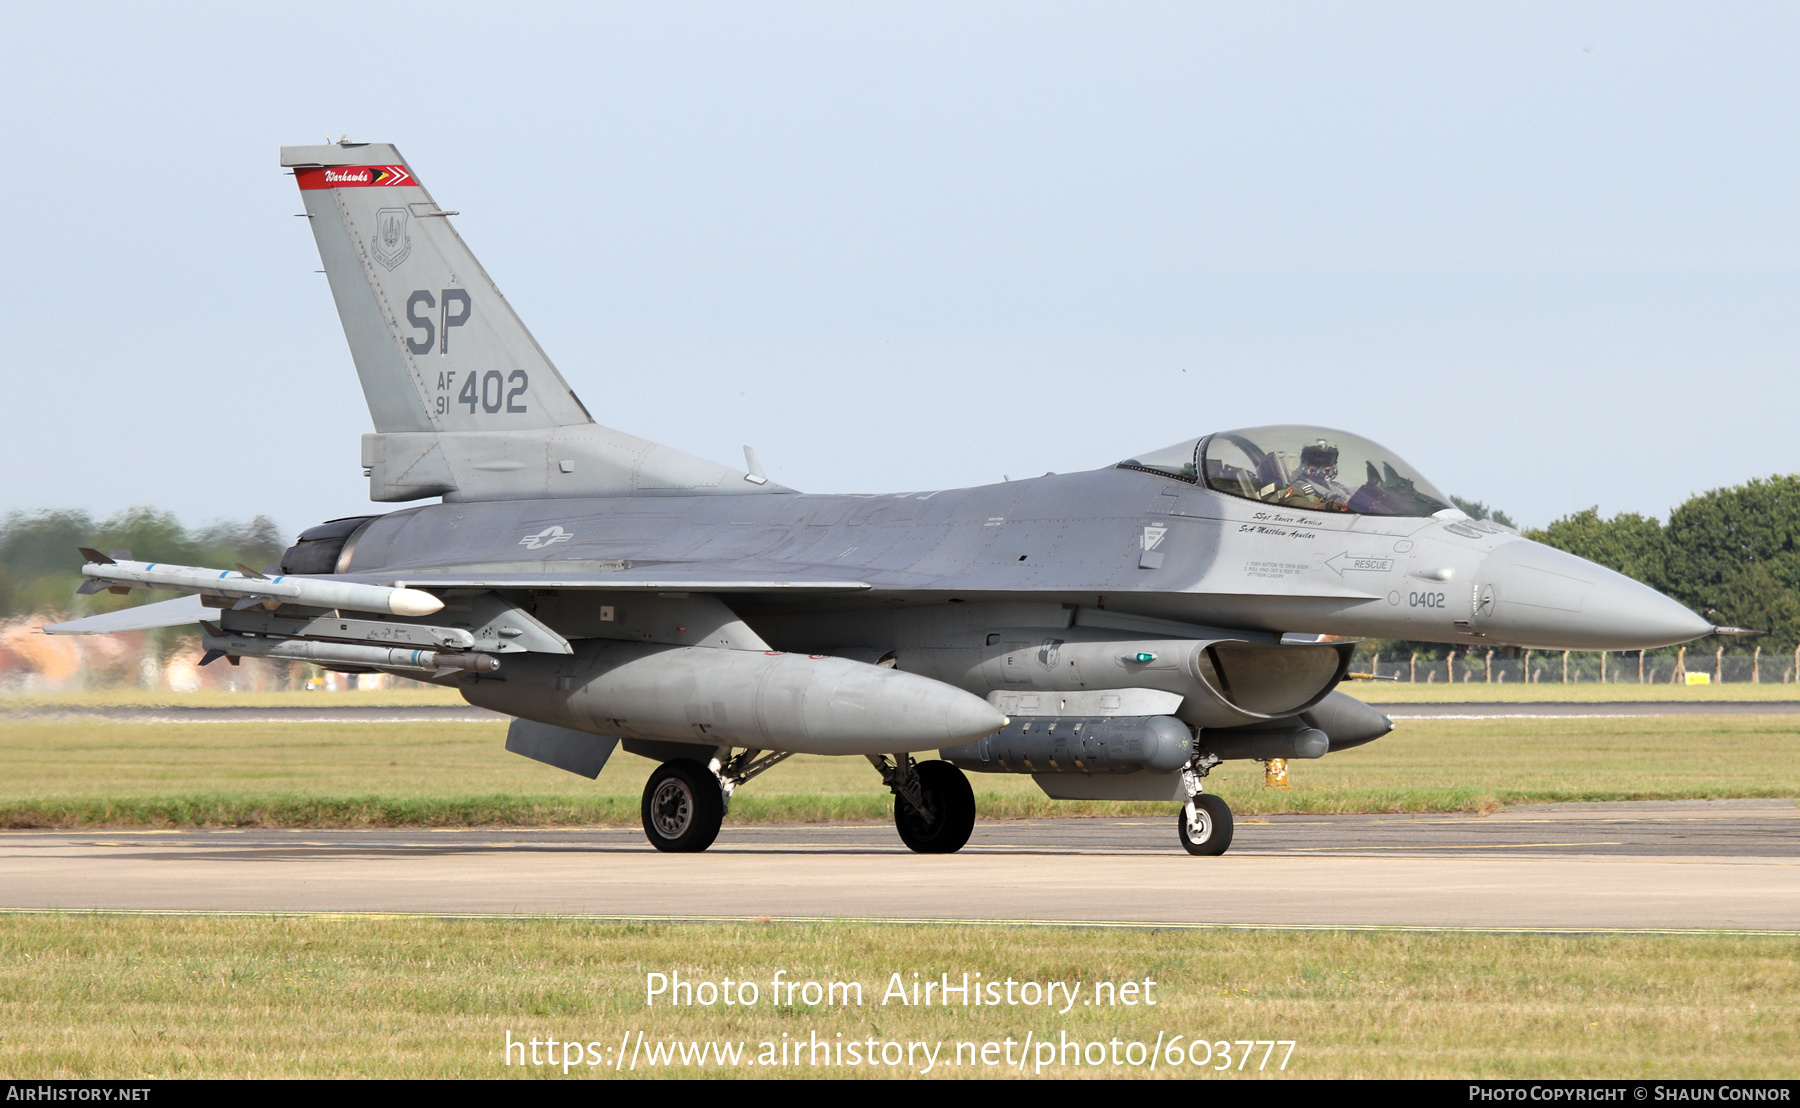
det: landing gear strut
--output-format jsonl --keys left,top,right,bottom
{"left": 870, "top": 754, "right": 976, "bottom": 854}
{"left": 1177, "top": 755, "right": 1233, "bottom": 856}
{"left": 640, "top": 748, "right": 794, "bottom": 853}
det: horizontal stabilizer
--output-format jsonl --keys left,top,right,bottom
{"left": 43, "top": 594, "right": 207, "bottom": 635}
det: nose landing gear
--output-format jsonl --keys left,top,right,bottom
{"left": 1179, "top": 793, "right": 1234, "bottom": 855}
{"left": 1177, "top": 754, "right": 1233, "bottom": 856}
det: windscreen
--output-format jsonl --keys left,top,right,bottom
{"left": 1117, "top": 436, "right": 1202, "bottom": 482}
{"left": 1200, "top": 426, "right": 1451, "bottom": 516}
{"left": 1119, "top": 426, "right": 1453, "bottom": 517}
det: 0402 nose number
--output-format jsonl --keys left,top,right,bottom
{"left": 1409, "top": 591, "right": 1446, "bottom": 609}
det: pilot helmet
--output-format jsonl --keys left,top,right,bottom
{"left": 1300, "top": 440, "right": 1339, "bottom": 470}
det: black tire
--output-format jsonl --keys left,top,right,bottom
{"left": 641, "top": 760, "right": 724, "bottom": 853}
{"left": 1178, "top": 793, "right": 1234, "bottom": 856}
{"left": 893, "top": 761, "right": 977, "bottom": 854}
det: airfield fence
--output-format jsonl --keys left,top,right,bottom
{"left": 1359, "top": 647, "right": 1799, "bottom": 685}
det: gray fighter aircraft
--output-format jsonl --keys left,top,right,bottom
{"left": 49, "top": 141, "right": 1720, "bottom": 857}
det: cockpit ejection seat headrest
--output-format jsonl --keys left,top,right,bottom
{"left": 1301, "top": 440, "right": 1339, "bottom": 470}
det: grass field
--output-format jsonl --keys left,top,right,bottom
{"left": 0, "top": 914, "right": 1792, "bottom": 1079}
{"left": 0, "top": 714, "right": 1795, "bottom": 827}
{"left": 1348, "top": 680, "right": 1800, "bottom": 703}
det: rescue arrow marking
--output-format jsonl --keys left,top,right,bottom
{"left": 1325, "top": 552, "right": 1396, "bottom": 576}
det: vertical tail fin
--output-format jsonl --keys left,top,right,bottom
{"left": 283, "top": 142, "right": 592, "bottom": 433}
{"left": 283, "top": 141, "right": 782, "bottom": 502}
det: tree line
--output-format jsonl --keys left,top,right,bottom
{"left": 0, "top": 508, "right": 285, "bottom": 622}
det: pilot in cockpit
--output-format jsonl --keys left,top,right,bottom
{"left": 1278, "top": 439, "right": 1353, "bottom": 511}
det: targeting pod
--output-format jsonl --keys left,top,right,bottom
{"left": 941, "top": 715, "right": 1194, "bottom": 775}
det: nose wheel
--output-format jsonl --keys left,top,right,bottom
{"left": 1178, "top": 793, "right": 1234, "bottom": 856}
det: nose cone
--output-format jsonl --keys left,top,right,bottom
{"left": 1476, "top": 539, "right": 1712, "bottom": 650}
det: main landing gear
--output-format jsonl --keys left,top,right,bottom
{"left": 870, "top": 754, "right": 977, "bottom": 854}
{"left": 1177, "top": 754, "right": 1232, "bottom": 856}
{"left": 639, "top": 748, "right": 794, "bottom": 853}
{"left": 642, "top": 760, "right": 722, "bottom": 853}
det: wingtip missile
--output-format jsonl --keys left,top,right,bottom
{"left": 75, "top": 557, "right": 446, "bottom": 618}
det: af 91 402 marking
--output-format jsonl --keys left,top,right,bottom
{"left": 433, "top": 369, "right": 530, "bottom": 416}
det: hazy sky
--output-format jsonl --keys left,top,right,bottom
{"left": 2, "top": 2, "right": 1794, "bottom": 540}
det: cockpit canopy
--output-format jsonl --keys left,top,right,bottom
{"left": 1119, "top": 425, "right": 1453, "bottom": 517}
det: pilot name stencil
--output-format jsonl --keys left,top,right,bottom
{"left": 1249, "top": 510, "right": 1320, "bottom": 525}
{"left": 1238, "top": 523, "right": 1319, "bottom": 541}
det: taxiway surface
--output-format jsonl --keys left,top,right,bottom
{"left": 4, "top": 802, "right": 1795, "bottom": 931}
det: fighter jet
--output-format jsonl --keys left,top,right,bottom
{"left": 48, "top": 141, "right": 1720, "bottom": 857}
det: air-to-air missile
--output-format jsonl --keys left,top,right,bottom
{"left": 76, "top": 548, "right": 443, "bottom": 617}
{"left": 198, "top": 631, "right": 499, "bottom": 674}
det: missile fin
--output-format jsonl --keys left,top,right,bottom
{"left": 78, "top": 547, "right": 114, "bottom": 565}
{"left": 199, "top": 650, "right": 225, "bottom": 667}
{"left": 108, "top": 586, "right": 132, "bottom": 595}
{"left": 76, "top": 579, "right": 113, "bottom": 595}
{"left": 235, "top": 563, "right": 270, "bottom": 580}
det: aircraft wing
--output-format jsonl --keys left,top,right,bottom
{"left": 333, "top": 565, "right": 872, "bottom": 592}
{"left": 43, "top": 594, "right": 208, "bottom": 635}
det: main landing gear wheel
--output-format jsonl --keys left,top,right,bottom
{"left": 894, "top": 761, "right": 977, "bottom": 855}
{"left": 1179, "top": 793, "right": 1234, "bottom": 856}
{"left": 641, "top": 760, "right": 724, "bottom": 853}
